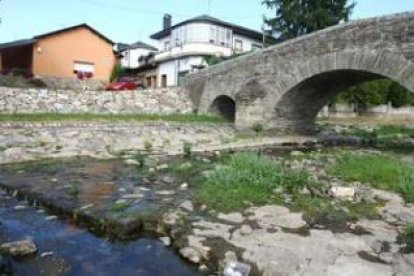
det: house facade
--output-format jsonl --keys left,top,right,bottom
{"left": 149, "top": 14, "right": 266, "bottom": 87}
{"left": 118, "top": 41, "right": 157, "bottom": 69}
{"left": 0, "top": 24, "right": 116, "bottom": 81}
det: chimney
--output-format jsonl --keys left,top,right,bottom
{"left": 163, "top": 14, "right": 172, "bottom": 30}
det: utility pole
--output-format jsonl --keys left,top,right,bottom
{"left": 262, "top": 14, "right": 266, "bottom": 48}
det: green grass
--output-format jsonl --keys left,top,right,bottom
{"left": 196, "top": 152, "right": 308, "bottom": 212}
{"left": 110, "top": 201, "right": 130, "bottom": 212}
{"left": 0, "top": 113, "right": 227, "bottom": 123}
{"left": 399, "top": 171, "right": 414, "bottom": 204}
{"left": 67, "top": 181, "right": 80, "bottom": 197}
{"left": 397, "top": 224, "right": 414, "bottom": 253}
{"left": 328, "top": 152, "right": 414, "bottom": 203}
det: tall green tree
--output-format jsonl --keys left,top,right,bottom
{"left": 262, "top": 0, "right": 355, "bottom": 39}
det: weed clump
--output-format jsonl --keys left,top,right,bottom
{"left": 397, "top": 224, "right": 414, "bottom": 253}
{"left": 183, "top": 142, "right": 192, "bottom": 159}
{"left": 67, "top": 181, "right": 80, "bottom": 197}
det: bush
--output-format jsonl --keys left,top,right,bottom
{"left": 110, "top": 62, "right": 123, "bottom": 82}
{"left": 252, "top": 123, "right": 264, "bottom": 137}
{"left": 397, "top": 224, "right": 414, "bottom": 253}
{"left": 132, "top": 153, "right": 146, "bottom": 168}
{"left": 183, "top": 142, "right": 192, "bottom": 158}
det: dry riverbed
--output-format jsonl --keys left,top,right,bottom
{"left": 0, "top": 143, "right": 414, "bottom": 275}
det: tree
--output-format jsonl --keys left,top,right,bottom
{"left": 262, "top": 0, "right": 355, "bottom": 40}
{"left": 387, "top": 82, "right": 414, "bottom": 108}
{"left": 334, "top": 79, "right": 414, "bottom": 109}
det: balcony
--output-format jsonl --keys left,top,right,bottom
{"left": 154, "top": 42, "right": 233, "bottom": 62}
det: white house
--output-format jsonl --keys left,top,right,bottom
{"left": 149, "top": 14, "right": 268, "bottom": 87}
{"left": 118, "top": 41, "right": 157, "bottom": 69}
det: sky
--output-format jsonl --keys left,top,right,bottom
{"left": 0, "top": 0, "right": 413, "bottom": 45}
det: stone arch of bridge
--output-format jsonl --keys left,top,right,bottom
{"left": 270, "top": 51, "right": 414, "bottom": 134}
{"left": 208, "top": 95, "right": 236, "bottom": 122}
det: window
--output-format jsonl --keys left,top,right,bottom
{"left": 209, "top": 25, "right": 232, "bottom": 47}
{"left": 234, "top": 39, "right": 243, "bottom": 52}
{"left": 164, "top": 41, "right": 170, "bottom": 51}
{"left": 73, "top": 61, "right": 94, "bottom": 79}
{"left": 73, "top": 61, "right": 94, "bottom": 73}
{"left": 161, "top": 74, "right": 167, "bottom": 88}
{"left": 146, "top": 77, "right": 152, "bottom": 87}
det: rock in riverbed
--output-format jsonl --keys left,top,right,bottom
{"left": 0, "top": 240, "right": 37, "bottom": 257}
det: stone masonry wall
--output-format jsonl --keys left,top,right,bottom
{"left": 0, "top": 86, "right": 194, "bottom": 114}
{"left": 0, "top": 122, "right": 234, "bottom": 164}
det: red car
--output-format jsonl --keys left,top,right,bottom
{"left": 105, "top": 81, "right": 138, "bottom": 91}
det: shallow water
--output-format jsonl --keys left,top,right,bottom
{"left": 0, "top": 190, "right": 196, "bottom": 275}
{"left": 0, "top": 157, "right": 195, "bottom": 239}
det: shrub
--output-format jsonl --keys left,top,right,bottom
{"left": 110, "top": 62, "right": 123, "bottom": 82}
{"left": 397, "top": 224, "right": 414, "bottom": 253}
{"left": 252, "top": 123, "right": 264, "bottom": 137}
{"left": 132, "top": 153, "right": 146, "bottom": 168}
{"left": 183, "top": 142, "right": 192, "bottom": 158}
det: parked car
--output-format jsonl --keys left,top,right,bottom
{"left": 105, "top": 81, "right": 138, "bottom": 91}
{"left": 105, "top": 77, "right": 145, "bottom": 91}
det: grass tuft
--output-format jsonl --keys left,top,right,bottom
{"left": 196, "top": 152, "right": 308, "bottom": 212}
{"left": 397, "top": 224, "right": 414, "bottom": 253}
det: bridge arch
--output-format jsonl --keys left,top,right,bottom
{"left": 272, "top": 50, "right": 414, "bottom": 134}
{"left": 209, "top": 95, "right": 236, "bottom": 122}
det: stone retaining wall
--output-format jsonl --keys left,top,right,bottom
{"left": 0, "top": 86, "right": 193, "bottom": 114}
{"left": 0, "top": 122, "right": 234, "bottom": 164}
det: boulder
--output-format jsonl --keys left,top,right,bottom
{"left": 159, "top": 237, "right": 171, "bottom": 247}
{"left": 223, "top": 261, "right": 251, "bottom": 276}
{"left": 218, "top": 212, "right": 244, "bottom": 224}
{"left": 0, "top": 240, "right": 37, "bottom": 257}
{"left": 179, "top": 200, "right": 194, "bottom": 212}
{"left": 239, "top": 225, "right": 253, "bottom": 236}
{"left": 179, "top": 247, "right": 203, "bottom": 264}
{"left": 330, "top": 186, "right": 356, "bottom": 201}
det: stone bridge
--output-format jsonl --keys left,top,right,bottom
{"left": 184, "top": 12, "right": 414, "bottom": 134}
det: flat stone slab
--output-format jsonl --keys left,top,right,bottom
{"left": 246, "top": 205, "right": 306, "bottom": 230}
{"left": 0, "top": 157, "right": 193, "bottom": 240}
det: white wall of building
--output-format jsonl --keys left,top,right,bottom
{"left": 157, "top": 56, "right": 206, "bottom": 87}
{"left": 152, "top": 21, "right": 264, "bottom": 87}
{"left": 233, "top": 34, "right": 263, "bottom": 53}
{"left": 121, "top": 48, "right": 154, "bottom": 69}
{"left": 158, "top": 60, "right": 176, "bottom": 87}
